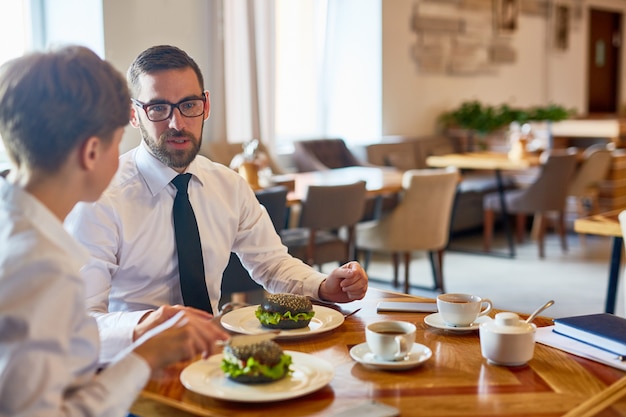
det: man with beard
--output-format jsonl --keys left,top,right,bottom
{"left": 65, "top": 45, "right": 368, "bottom": 363}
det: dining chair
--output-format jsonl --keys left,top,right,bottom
{"left": 219, "top": 185, "right": 289, "bottom": 307}
{"left": 567, "top": 143, "right": 613, "bottom": 219}
{"left": 292, "top": 138, "right": 395, "bottom": 222}
{"left": 483, "top": 148, "right": 579, "bottom": 258}
{"left": 355, "top": 167, "right": 460, "bottom": 294}
{"left": 280, "top": 181, "right": 367, "bottom": 269}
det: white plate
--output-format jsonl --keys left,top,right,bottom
{"left": 220, "top": 305, "right": 345, "bottom": 339}
{"left": 424, "top": 313, "right": 491, "bottom": 332}
{"left": 349, "top": 342, "right": 432, "bottom": 371}
{"left": 180, "top": 351, "right": 333, "bottom": 402}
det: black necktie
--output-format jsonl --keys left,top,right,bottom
{"left": 171, "top": 173, "right": 213, "bottom": 314}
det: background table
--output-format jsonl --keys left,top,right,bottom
{"left": 574, "top": 209, "right": 624, "bottom": 314}
{"left": 132, "top": 288, "right": 626, "bottom": 417}
{"left": 272, "top": 166, "right": 403, "bottom": 205}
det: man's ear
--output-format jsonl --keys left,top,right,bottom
{"left": 203, "top": 90, "right": 211, "bottom": 121}
{"left": 78, "top": 136, "right": 100, "bottom": 171}
{"left": 130, "top": 105, "right": 140, "bottom": 128}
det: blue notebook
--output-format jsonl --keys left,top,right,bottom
{"left": 553, "top": 313, "right": 626, "bottom": 357}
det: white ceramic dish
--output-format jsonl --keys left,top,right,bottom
{"left": 349, "top": 342, "right": 432, "bottom": 371}
{"left": 220, "top": 305, "right": 345, "bottom": 339}
{"left": 424, "top": 312, "right": 491, "bottom": 332}
{"left": 180, "top": 351, "right": 334, "bottom": 402}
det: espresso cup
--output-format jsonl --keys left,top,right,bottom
{"left": 366, "top": 320, "right": 416, "bottom": 361}
{"left": 436, "top": 293, "right": 493, "bottom": 327}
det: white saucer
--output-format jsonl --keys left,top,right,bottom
{"left": 424, "top": 313, "right": 491, "bottom": 332}
{"left": 349, "top": 342, "right": 432, "bottom": 370}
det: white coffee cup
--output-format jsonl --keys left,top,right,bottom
{"left": 366, "top": 320, "right": 416, "bottom": 361}
{"left": 436, "top": 293, "right": 493, "bottom": 327}
{"left": 479, "top": 312, "right": 536, "bottom": 366}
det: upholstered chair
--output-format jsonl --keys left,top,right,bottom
{"left": 567, "top": 143, "right": 613, "bottom": 219}
{"left": 355, "top": 168, "right": 460, "bottom": 293}
{"left": 281, "top": 181, "right": 367, "bottom": 269}
{"left": 483, "top": 149, "right": 578, "bottom": 258}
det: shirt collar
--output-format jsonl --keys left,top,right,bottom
{"left": 136, "top": 141, "right": 205, "bottom": 196}
{"left": 0, "top": 178, "right": 90, "bottom": 270}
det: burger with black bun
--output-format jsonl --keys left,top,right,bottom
{"left": 255, "top": 293, "right": 315, "bottom": 329}
{"left": 221, "top": 336, "right": 292, "bottom": 383}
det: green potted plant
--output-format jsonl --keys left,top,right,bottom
{"left": 439, "top": 101, "right": 574, "bottom": 150}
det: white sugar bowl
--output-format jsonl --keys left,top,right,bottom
{"left": 479, "top": 312, "right": 536, "bottom": 366}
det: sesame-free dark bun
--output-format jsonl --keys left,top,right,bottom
{"left": 222, "top": 339, "right": 290, "bottom": 383}
{"left": 258, "top": 293, "right": 314, "bottom": 329}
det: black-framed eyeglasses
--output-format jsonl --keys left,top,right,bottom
{"left": 131, "top": 94, "right": 206, "bottom": 122}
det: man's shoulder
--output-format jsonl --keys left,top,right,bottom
{"left": 98, "top": 148, "right": 146, "bottom": 199}
{"left": 194, "top": 154, "right": 247, "bottom": 183}
{"left": 112, "top": 148, "right": 141, "bottom": 187}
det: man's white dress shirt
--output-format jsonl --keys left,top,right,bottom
{"left": 65, "top": 143, "right": 326, "bottom": 363}
{"left": 0, "top": 178, "right": 150, "bottom": 417}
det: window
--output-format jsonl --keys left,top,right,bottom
{"left": 0, "top": 0, "right": 33, "bottom": 169}
{"left": 0, "top": 0, "right": 103, "bottom": 170}
{"left": 274, "top": 0, "right": 381, "bottom": 149}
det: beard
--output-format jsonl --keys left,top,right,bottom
{"left": 139, "top": 121, "right": 203, "bottom": 169}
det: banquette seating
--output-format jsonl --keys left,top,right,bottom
{"left": 291, "top": 138, "right": 372, "bottom": 172}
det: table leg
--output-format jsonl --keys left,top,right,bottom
{"left": 605, "top": 236, "right": 623, "bottom": 314}
{"left": 495, "top": 169, "right": 516, "bottom": 258}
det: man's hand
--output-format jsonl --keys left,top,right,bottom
{"left": 318, "top": 261, "right": 368, "bottom": 303}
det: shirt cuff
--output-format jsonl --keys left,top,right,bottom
{"left": 95, "top": 309, "right": 152, "bottom": 365}
{"left": 303, "top": 272, "right": 327, "bottom": 300}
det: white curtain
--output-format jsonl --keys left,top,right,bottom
{"left": 222, "top": 0, "right": 275, "bottom": 146}
{"left": 217, "top": 0, "right": 381, "bottom": 150}
{"left": 274, "top": 0, "right": 381, "bottom": 148}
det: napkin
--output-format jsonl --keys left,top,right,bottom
{"left": 535, "top": 326, "right": 626, "bottom": 371}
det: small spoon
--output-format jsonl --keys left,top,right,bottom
{"left": 525, "top": 300, "right": 555, "bottom": 323}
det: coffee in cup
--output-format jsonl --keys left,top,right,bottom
{"left": 436, "top": 293, "right": 492, "bottom": 327}
{"left": 366, "top": 320, "right": 416, "bottom": 361}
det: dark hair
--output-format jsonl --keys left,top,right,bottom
{"left": 127, "top": 45, "right": 204, "bottom": 97}
{"left": 0, "top": 45, "right": 130, "bottom": 173}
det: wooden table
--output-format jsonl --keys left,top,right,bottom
{"left": 271, "top": 166, "right": 404, "bottom": 205}
{"left": 574, "top": 209, "right": 624, "bottom": 314}
{"left": 427, "top": 152, "right": 540, "bottom": 258}
{"left": 131, "top": 288, "right": 626, "bottom": 417}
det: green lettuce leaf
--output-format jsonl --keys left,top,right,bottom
{"left": 221, "top": 352, "right": 293, "bottom": 380}
{"left": 255, "top": 306, "right": 315, "bottom": 325}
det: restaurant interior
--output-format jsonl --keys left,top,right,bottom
{"left": 6, "top": 0, "right": 626, "bottom": 415}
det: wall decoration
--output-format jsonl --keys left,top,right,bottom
{"left": 520, "top": 0, "right": 548, "bottom": 17}
{"left": 553, "top": 5, "right": 570, "bottom": 50}
{"left": 410, "top": 0, "right": 580, "bottom": 75}
{"left": 495, "top": 0, "right": 520, "bottom": 34}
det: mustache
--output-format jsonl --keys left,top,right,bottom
{"left": 162, "top": 129, "right": 195, "bottom": 141}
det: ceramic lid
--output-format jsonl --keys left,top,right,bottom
{"left": 481, "top": 312, "right": 534, "bottom": 334}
